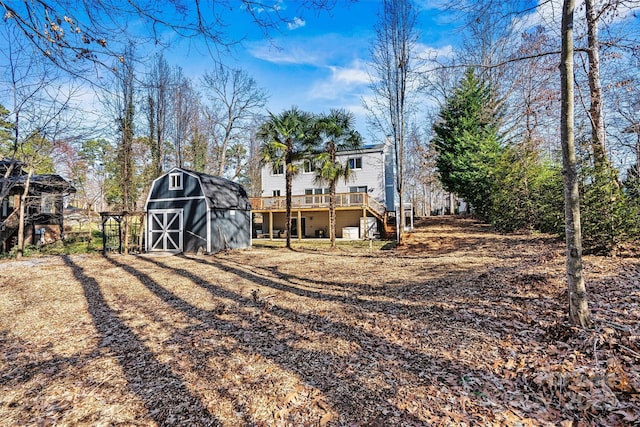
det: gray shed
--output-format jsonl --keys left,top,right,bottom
{"left": 144, "top": 167, "right": 251, "bottom": 253}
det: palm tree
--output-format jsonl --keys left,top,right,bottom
{"left": 313, "top": 109, "right": 362, "bottom": 249}
{"left": 257, "top": 107, "right": 314, "bottom": 249}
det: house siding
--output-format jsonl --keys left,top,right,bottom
{"left": 258, "top": 209, "right": 375, "bottom": 238}
{"left": 260, "top": 143, "right": 392, "bottom": 207}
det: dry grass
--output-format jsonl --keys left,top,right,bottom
{"left": 1, "top": 217, "right": 639, "bottom": 426}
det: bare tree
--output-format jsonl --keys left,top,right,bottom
{"left": 144, "top": 54, "right": 173, "bottom": 179}
{"left": 170, "top": 70, "right": 197, "bottom": 169}
{"left": 113, "top": 44, "right": 136, "bottom": 211}
{"left": 584, "top": 0, "right": 608, "bottom": 166}
{"left": 561, "top": 0, "right": 591, "bottom": 327}
{"left": 186, "top": 104, "right": 209, "bottom": 173}
{"left": 366, "top": 0, "right": 419, "bottom": 243}
{"left": 1, "top": 25, "right": 83, "bottom": 257}
{"left": 0, "top": 1, "right": 350, "bottom": 79}
{"left": 244, "top": 116, "right": 267, "bottom": 197}
{"left": 511, "top": 27, "right": 560, "bottom": 156}
{"left": 201, "top": 64, "right": 268, "bottom": 178}
{"left": 404, "top": 121, "right": 443, "bottom": 217}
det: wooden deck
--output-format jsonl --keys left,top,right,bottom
{"left": 249, "top": 192, "right": 395, "bottom": 239}
{"left": 249, "top": 192, "right": 386, "bottom": 219}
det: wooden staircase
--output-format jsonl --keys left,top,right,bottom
{"left": 364, "top": 197, "right": 396, "bottom": 239}
{"left": 0, "top": 210, "right": 20, "bottom": 251}
{"left": 383, "top": 213, "right": 397, "bottom": 238}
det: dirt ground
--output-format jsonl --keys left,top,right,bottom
{"left": 1, "top": 217, "right": 639, "bottom": 426}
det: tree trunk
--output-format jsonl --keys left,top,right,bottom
{"left": 148, "top": 95, "right": 162, "bottom": 179}
{"left": 329, "top": 180, "right": 337, "bottom": 249}
{"left": 16, "top": 167, "right": 34, "bottom": 259}
{"left": 449, "top": 192, "right": 455, "bottom": 215}
{"left": 0, "top": 159, "right": 17, "bottom": 201}
{"left": 561, "top": 0, "right": 591, "bottom": 327}
{"left": 123, "top": 215, "right": 129, "bottom": 255}
{"left": 585, "top": 0, "right": 607, "bottom": 167}
{"left": 119, "top": 45, "right": 136, "bottom": 213}
{"left": 636, "top": 134, "right": 640, "bottom": 177}
{"left": 285, "top": 145, "right": 293, "bottom": 249}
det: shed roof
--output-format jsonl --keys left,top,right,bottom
{"left": 0, "top": 168, "right": 76, "bottom": 194}
{"left": 173, "top": 168, "right": 251, "bottom": 211}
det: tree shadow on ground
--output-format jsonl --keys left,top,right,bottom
{"left": 61, "top": 255, "right": 220, "bottom": 427}
{"left": 118, "top": 254, "right": 531, "bottom": 424}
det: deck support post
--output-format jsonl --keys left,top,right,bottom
{"left": 269, "top": 211, "right": 274, "bottom": 240}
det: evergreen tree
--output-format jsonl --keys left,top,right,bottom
{"left": 432, "top": 68, "right": 502, "bottom": 219}
{"left": 580, "top": 164, "right": 639, "bottom": 255}
{"left": 0, "top": 105, "right": 13, "bottom": 148}
{"left": 491, "top": 144, "right": 564, "bottom": 233}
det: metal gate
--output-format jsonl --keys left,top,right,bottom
{"left": 148, "top": 209, "right": 183, "bottom": 252}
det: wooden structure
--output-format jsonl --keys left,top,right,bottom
{"left": 257, "top": 141, "right": 408, "bottom": 240}
{"left": 1, "top": 159, "right": 75, "bottom": 252}
{"left": 144, "top": 167, "right": 251, "bottom": 253}
{"left": 100, "top": 211, "right": 145, "bottom": 254}
{"left": 250, "top": 192, "right": 393, "bottom": 240}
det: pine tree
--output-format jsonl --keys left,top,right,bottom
{"left": 0, "top": 105, "right": 13, "bottom": 147}
{"left": 432, "top": 68, "right": 502, "bottom": 219}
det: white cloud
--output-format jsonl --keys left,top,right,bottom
{"left": 514, "top": 0, "right": 640, "bottom": 37}
{"left": 329, "top": 64, "right": 370, "bottom": 85}
{"left": 308, "top": 60, "right": 371, "bottom": 100}
{"left": 247, "top": 41, "right": 323, "bottom": 65}
{"left": 513, "top": 0, "right": 562, "bottom": 32}
{"left": 417, "top": 43, "right": 455, "bottom": 61}
{"left": 287, "top": 17, "right": 306, "bottom": 30}
{"left": 247, "top": 33, "right": 367, "bottom": 66}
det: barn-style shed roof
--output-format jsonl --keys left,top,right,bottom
{"left": 165, "top": 168, "right": 251, "bottom": 211}
{"left": 196, "top": 171, "right": 250, "bottom": 211}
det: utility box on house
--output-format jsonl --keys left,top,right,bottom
{"left": 342, "top": 226, "right": 360, "bottom": 240}
{"left": 360, "top": 217, "right": 378, "bottom": 239}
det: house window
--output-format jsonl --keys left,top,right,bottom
{"left": 304, "top": 188, "right": 313, "bottom": 203}
{"left": 169, "top": 172, "right": 183, "bottom": 190}
{"left": 273, "top": 190, "right": 281, "bottom": 197}
{"left": 40, "top": 193, "right": 56, "bottom": 214}
{"left": 302, "top": 159, "right": 313, "bottom": 174}
{"left": 272, "top": 163, "right": 284, "bottom": 176}
{"left": 306, "top": 188, "right": 328, "bottom": 195}
{"left": 349, "top": 186, "right": 368, "bottom": 193}
{"left": 349, "top": 186, "right": 367, "bottom": 204}
{"left": 348, "top": 157, "right": 362, "bottom": 170}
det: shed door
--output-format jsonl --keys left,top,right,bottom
{"left": 148, "top": 209, "right": 183, "bottom": 252}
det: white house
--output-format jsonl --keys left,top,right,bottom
{"left": 251, "top": 140, "right": 412, "bottom": 239}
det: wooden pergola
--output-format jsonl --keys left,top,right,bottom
{"left": 99, "top": 211, "right": 145, "bottom": 254}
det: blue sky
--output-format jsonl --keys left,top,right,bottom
{"left": 0, "top": 0, "right": 458, "bottom": 143}
{"left": 158, "top": 0, "right": 460, "bottom": 140}
{"left": 5, "top": 0, "right": 639, "bottom": 144}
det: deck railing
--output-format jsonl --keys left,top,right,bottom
{"left": 249, "top": 192, "right": 387, "bottom": 218}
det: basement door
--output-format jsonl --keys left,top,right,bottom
{"left": 148, "top": 209, "right": 183, "bottom": 252}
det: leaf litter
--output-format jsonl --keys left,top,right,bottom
{"left": 0, "top": 217, "right": 638, "bottom": 426}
